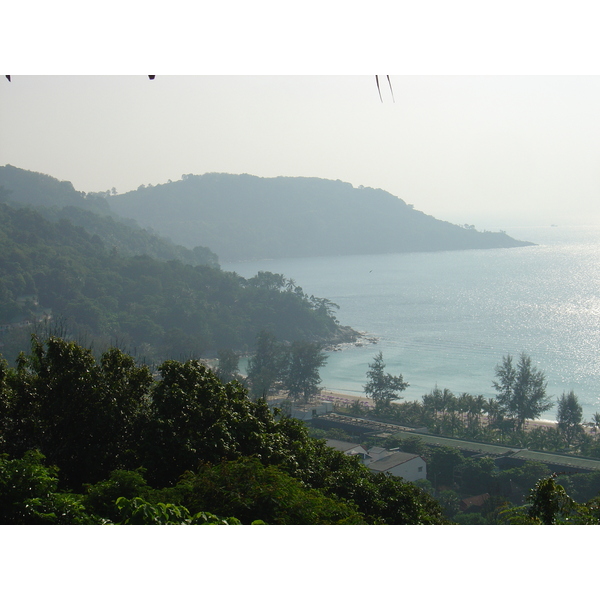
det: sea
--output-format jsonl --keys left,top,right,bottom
{"left": 222, "top": 225, "right": 600, "bottom": 423}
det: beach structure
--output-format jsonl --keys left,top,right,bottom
{"left": 325, "top": 438, "right": 427, "bottom": 482}
{"left": 325, "top": 439, "right": 370, "bottom": 461}
{"left": 366, "top": 451, "right": 427, "bottom": 482}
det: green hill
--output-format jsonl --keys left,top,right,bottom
{"left": 0, "top": 163, "right": 111, "bottom": 213}
{"left": 0, "top": 165, "right": 217, "bottom": 267}
{"left": 0, "top": 200, "right": 355, "bottom": 362}
{"left": 108, "top": 173, "right": 534, "bottom": 261}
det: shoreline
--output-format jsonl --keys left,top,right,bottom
{"left": 318, "top": 389, "right": 563, "bottom": 431}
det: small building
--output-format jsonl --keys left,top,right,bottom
{"left": 367, "top": 451, "right": 427, "bottom": 482}
{"left": 325, "top": 439, "right": 370, "bottom": 461}
{"left": 289, "top": 401, "right": 334, "bottom": 421}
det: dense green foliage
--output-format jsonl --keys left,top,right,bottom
{"left": 1, "top": 338, "right": 153, "bottom": 489}
{"left": 246, "top": 330, "right": 286, "bottom": 398}
{"left": 108, "top": 172, "right": 534, "bottom": 261}
{"left": 0, "top": 336, "right": 447, "bottom": 524}
{"left": 114, "top": 496, "right": 247, "bottom": 525}
{"left": 334, "top": 427, "right": 600, "bottom": 523}
{"left": 246, "top": 331, "right": 327, "bottom": 402}
{"left": 34, "top": 205, "right": 219, "bottom": 267}
{"left": 556, "top": 391, "right": 584, "bottom": 447}
{"left": 0, "top": 449, "right": 101, "bottom": 524}
{"left": 0, "top": 164, "right": 111, "bottom": 213}
{"left": 492, "top": 353, "right": 553, "bottom": 431}
{"left": 364, "top": 351, "right": 408, "bottom": 414}
{"left": 163, "top": 457, "right": 367, "bottom": 524}
{"left": 340, "top": 381, "right": 600, "bottom": 455}
{"left": 282, "top": 340, "right": 328, "bottom": 403}
{"left": 501, "top": 474, "right": 600, "bottom": 524}
{"left": 334, "top": 351, "right": 600, "bottom": 457}
{"left": 0, "top": 165, "right": 218, "bottom": 266}
{"left": 0, "top": 202, "right": 354, "bottom": 362}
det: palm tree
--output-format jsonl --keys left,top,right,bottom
{"left": 423, "top": 386, "right": 455, "bottom": 433}
{"left": 587, "top": 412, "right": 600, "bottom": 436}
{"left": 409, "top": 400, "right": 424, "bottom": 425}
{"left": 422, "top": 387, "right": 441, "bottom": 425}
{"left": 457, "top": 393, "right": 470, "bottom": 427}
{"left": 441, "top": 391, "right": 461, "bottom": 436}
{"left": 484, "top": 398, "right": 512, "bottom": 442}
{"left": 485, "top": 398, "right": 504, "bottom": 430}
{"left": 464, "top": 394, "right": 486, "bottom": 435}
{"left": 439, "top": 388, "right": 454, "bottom": 419}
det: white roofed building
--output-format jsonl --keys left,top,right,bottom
{"left": 367, "top": 452, "right": 427, "bottom": 482}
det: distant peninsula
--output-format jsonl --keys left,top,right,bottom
{"left": 107, "top": 173, "right": 534, "bottom": 262}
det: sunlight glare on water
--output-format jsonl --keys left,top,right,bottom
{"left": 223, "top": 226, "right": 600, "bottom": 421}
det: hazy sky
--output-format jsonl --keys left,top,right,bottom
{"left": 2, "top": 74, "right": 599, "bottom": 229}
{"left": 2, "top": 3, "right": 600, "bottom": 231}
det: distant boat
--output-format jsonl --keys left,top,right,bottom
{"left": 551, "top": 224, "right": 558, "bottom": 227}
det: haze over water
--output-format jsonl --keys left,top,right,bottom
{"left": 224, "top": 225, "right": 600, "bottom": 423}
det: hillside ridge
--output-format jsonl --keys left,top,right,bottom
{"left": 107, "top": 172, "right": 534, "bottom": 261}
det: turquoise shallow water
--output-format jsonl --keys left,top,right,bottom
{"left": 223, "top": 225, "right": 600, "bottom": 422}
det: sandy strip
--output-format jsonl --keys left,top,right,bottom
{"left": 316, "top": 389, "right": 578, "bottom": 432}
{"left": 319, "top": 389, "right": 374, "bottom": 408}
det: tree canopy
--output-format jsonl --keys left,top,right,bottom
{"left": 0, "top": 335, "right": 447, "bottom": 524}
{"left": 0, "top": 203, "right": 355, "bottom": 363}
{"left": 282, "top": 340, "right": 327, "bottom": 404}
{"left": 492, "top": 353, "right": 553, "bottom": 431}
{"left": 557, "top": 391, "right": 584, "bottom": 447}
{"left": 107, "top": 172, "right": 534, "bottom": 261}
{"left": 364, "top": 351, "right": 408, "bottom": 414}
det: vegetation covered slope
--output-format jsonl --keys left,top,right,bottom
{"left": 108, "top": 173, "right": 534, "bottom": 261}
{"left": 0, "top": 201, "right": 354, "bottom": 362}
{"left": 0, "top": 336, "right": 447, "bottom": 524}
{"left": 3, "top": 337, "right": 596, "bottom": 525}
{"left": 0, "top": 165, "right": 217, "bottom": 267}
{"left": 0, "top": 163, "right": 112, "bottom": 213}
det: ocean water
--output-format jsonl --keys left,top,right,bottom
{"left": 223, "top": 225, "right": 600, "bottom": 422}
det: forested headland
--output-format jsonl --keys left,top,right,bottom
{"left": 108, "top": 172, "right": 533, "bottom": 261}
{"left": 0, "top": 164, "right": 218, "bottom": 267}
{"left": 0, "top": 168, "right": 355, "bottom": 363}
